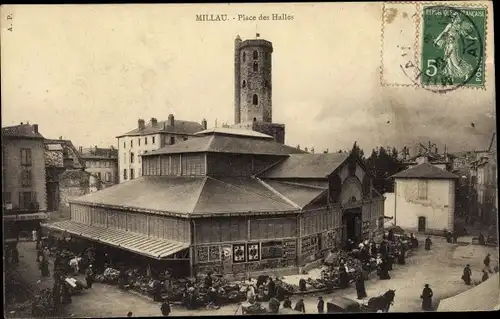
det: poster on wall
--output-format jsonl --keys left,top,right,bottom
{"left": 197, "top": 246, "right": 209, "bottom": 263}
{"left": 209, "top": 245, "right": 221, "bottom": 261}
{"left": 222, "top": 246, "right": 232, "bottom": 260}
{"left": 233, "top": 244, "right": 246, "bottom": 263}
{"left": 362, "top": 221, "right": 370, "bottom": 235}
{"left": 261, "top": 241, "right": 283, "bottom": 259}
{"left": 247, "top": 243, "right": 260, "bottom": 261}
{"left": 283, "top": 239, "right": 297, "bottom": 260}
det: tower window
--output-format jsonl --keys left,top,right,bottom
{"left": 253, "top": 61, "right": 258, "bottom": 72}
{"left": 253, "top": 50, "right": 258, "bottom": 60}
{"left": 242, "top": 80, "right": 246, "bottom": 88}
{"left": 265, "top": 52, "right": 269, "bottom": 60}
{"left": 253, "top": 94, "right": 258, "bottom": 105}
{"left": 242, "top": 52, "right": 246, "bottom": 62}
{"left": 264, "top": 80, "right": 269, "bottom": 88}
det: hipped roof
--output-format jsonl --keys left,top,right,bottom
{"left": 117, "top": 119, "right": 203, "bottom": 138}
{"left": 2, "top": 124, "right": 44, "bottom": 139}
{"left": 392, "top": 162, "right": 459, "bottom": 180}
{"left": 69, "top": 176, "right": 326, "bottom": 217}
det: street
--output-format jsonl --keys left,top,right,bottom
{"left": 7, "top": 235, "right": 498, "bottom": 317}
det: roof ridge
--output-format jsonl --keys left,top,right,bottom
{"left": 208, "top": 176, "right": 297, "bottom": 209}
{"left": 276, "top": 180, "right": 328, "bottom": 190}
{"left": 190, "top": 176, "right": 208, "bottom": 214}
{"left": 255, "top": 177, "right": 302, "bottom": 209}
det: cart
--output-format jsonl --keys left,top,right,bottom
{"left": 327, "top": 296, "right": 367, "bottom": 313}
{"left": 64, "top": 277, "right": 86, "bottom": 295}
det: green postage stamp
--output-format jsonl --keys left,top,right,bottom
{"left": 421, "top": 5, "right": 487, "bottom": 90}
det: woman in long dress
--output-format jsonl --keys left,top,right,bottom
{"left": 433, "top": 12, "right": 478, "bottom": 81}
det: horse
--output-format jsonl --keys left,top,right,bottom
{"left": 367, "top": 289, "right": 396, "bottom": 313}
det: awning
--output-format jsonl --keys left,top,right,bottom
{"left": 437, "top": 273, "right": 500, "bottom": 312}
{"left": 3, "top": 212, "right": 49, "bottom": 222}
{"left": 42, "top": 220, "right": 190, "bottom": 260}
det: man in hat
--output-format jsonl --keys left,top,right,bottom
{"left": 424, "top": 236, "right": 432, "bottom": 251}
{"left": 317, "top": 296, "right": 325, "bottom": 313}
{"left": 462, "top": 264, "right": 472, "bottom": 285}
{"left": 161, "top": 299, "right": 171, "bottom": 316}
{"left": 85, "top": 264, "right": 95, "bottom": 289}
{"left": 420, "top": 284, "right": 433, "bottom": 311}
{"left": 484, "top": 253, "right": 491, "bottom": 272}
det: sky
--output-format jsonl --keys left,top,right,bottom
{"left": 1, "top": 3, "right": 496, "bottom": 156}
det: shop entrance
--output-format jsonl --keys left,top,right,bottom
{"left": 342, "top": 208, "right": 362, "bottom": 244}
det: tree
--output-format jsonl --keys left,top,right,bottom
{"left": 350, "top": 141, "right": 365, "bottom": 159}
{"left": 366, "top": 145, "right": 405, "bottom": 194}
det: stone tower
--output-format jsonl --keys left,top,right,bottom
{"left": 234, "top": 35, "right": 273, "bottom": 124}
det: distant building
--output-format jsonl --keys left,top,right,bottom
{"left": 2, "top": 122, "right": 48, "bottom": 238}
{"left": 471, "top": 132, "right": 497, "bottom": 225}
{"left": 391, "top": 159, "right": 459, "bottom": 234}
{"left": 116, "top": 115, "right": 205, "bottom": 184}
{"left": 80, "top": 145, "right": 118, "bottom": 188}
{"left": 44, "top": 128, "right": 385, "bottom": 279}
{"left": 44, "top": 137, "right": 101, "bottom": 214}
{"left": 232, "top": 35, "right": 286, "bottom": 144}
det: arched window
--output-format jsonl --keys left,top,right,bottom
{"left": 253, "top": 50, "right": 258, "bottom": 60}
{"left": 253, "top": 61, "right": 258, "bottom": 72}
{"left": 252, "top": 94, "right": 258, "bottom": 105}
{"left": 242, "top": 52, "right": 246, "bottom": 62}
{"left": 242, "top": 80, "right": 246, "bottom": 88}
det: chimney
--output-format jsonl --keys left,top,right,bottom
{"left": 151, "top": 118, "right": 158, "bottom": 127}
{"left": 168, "top": 114, "right": 174, "bottom": 127}
{"left": 20, "top": 122, "right": 23, "bottom": 125}
{"left": 201, "top": 118, "right": 207, "bottom": 130}
{"left": 110, "top": 145, "right": 114, "bottom": 150}
{"left": 95, "top": 145, "right": 98, "bottom": 152}
{"left": 59, "top": 136, "right": 62, "bottom": 140}
{"left": 138, "top": 119, "right": 145, "bottom": 130}
{"left": 79, "top": 146, "right": 83, "bottom": 153}
{"left": 33, "top": 124, "right": 38, "bottom": 133}
{"left": 311, "top": 147, "right": 315, "bottom": 154}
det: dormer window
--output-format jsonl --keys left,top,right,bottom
{"left": 253, "top": 50, "right": 258, "bottom": 60}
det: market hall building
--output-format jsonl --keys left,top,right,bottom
{"left": 43, "top": 128, "right": 385, "bottom": 279}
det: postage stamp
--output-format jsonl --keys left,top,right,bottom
{"left": 420, "top": 5, "right": 486, "bottom": 91}
{"left": 380, "top": 1, "right": 489, "bottom": 92}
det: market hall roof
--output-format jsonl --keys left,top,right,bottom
{"left": 42, "top": 220, "right": 189, "bottom": 260}
{"left": 391, "top": 162, "right": 459, "bottom": 180}
{"left": 143, "top": 133, "right": 305, "bottom": 157}
{"left": 194, "top": 127, "right": 275, "bottom": 139}
{"left": 259, "top": 153, "right": 350, "bottom": 179}
{"left": 68, "top": 175, "right": 330, "bottom": 216}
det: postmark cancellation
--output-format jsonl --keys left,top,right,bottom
{"left": 381, "top": 1, "right": 489, "bottom": 92}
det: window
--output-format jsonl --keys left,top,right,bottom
{"left": 123, "top": 169, "right": 128, "bottom": 180}
{"left": 105, "top": 161, "right": 110, "bottom": 168}
{"left": 170, "top": 136, "right": 175, "bottom": 145}
{"left": 123, "top": 142, "right": 126, "bottom": 148}
{"left": 19, "top": 191, "right": 34, "bottom": 209}
{"left": 123, "top": 152, "right": 127, "bottom": 164}
{"left": 253, "top": 50, "right": 258, "bottom": 60}
{"left": 130, "top": 152, "right": 135, "bottom": 163}
{"left": 242, "top": 80, "right": 246, "bottom": 88}
{"left": 242, "top": 52, "right": 246, "bottom": 62}
{"left": 138, "top": 138, "right": 141, "bottom": 146}
{"left": 97, "top": 172, "right": 102, "bottom": 180}
{"left": 264, "top": 80, "right": 268, "bottom": 88}
{"left": 265, "top": 52, "right": 269, "bottom": 60}
{"left": 96, "top": 161, "right": 101, "bottom": 168}
{"left": 3, "top": 192, "right": 12, "bottom": 204}
{"left": 145, "top": 137, "right": 148, "bottom": 145}
{"left": 130, "top": 168, "right": 135, "bottom": 180}
{"left": 252, "top": 94, "right": 258, "bottom": 105}
{"left": 20, "top": 148, "right": 32, "bottom": 166}
{"left": 21, "top": 169, "right": 32, "bottom": 187}
{"left": 253, "top": 61, "right": 258, "bottom": 72}
{"left": 417, "top": 180, "right": 428, "bottom": 199}
{"left": 152, "top": 136, "right": 155, "bottom": 144}
{"left": 130, "top": 140, "right": 133, "bottom": 148}
{"left": 106, "top": 172, "right": 111, "bottom": 182}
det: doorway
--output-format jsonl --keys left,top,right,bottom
{"left": 342, "top": 208, "right": 362, "bottom": 243}
{"left": 418, "top": 217, "right": 426, "bottom": 232}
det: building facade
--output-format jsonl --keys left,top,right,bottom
{"left": 2, "top": 123, "right": 48, "bottom": 237}
{"left": 392, "top": 160, "right": 459, "bottom": 234}
{"left": 80, "top": 146, "right": 118, "bottom": 188}
{"left": 232, "top": 35, "right": 286, "bottom": 144}
{"left": 116, "top": 115, "right": 205, "bottom": 184}
{"left": 45, "top": 129, "right": 384, "bottom": 279}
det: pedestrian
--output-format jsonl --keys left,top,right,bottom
{"left": 153, "top": 279, "right": 163, "bottom": 302}
{"left": 484, "top": 253, "right": 491, "bottom": 272}
{"left": 204, "top": 272, "right": 213, "bottom": 288}
{"left": 410, "top": 233, "right": 418, "bottom": 248}
{"left": 452, "top": 231, "right": 458, "bottom": 243}
{"left": 370, "top": 242, "right": 378, "bottom": 256}
{"left": 11, "top": 246, "right": 19, "bottom": 264}
{"left": 52, "top": 281, "right": 61, "bottom": 312}
{"left": 32, "top": 229, "right": 38, "bottom": 242}
{"left": 317, "top": 296, "right": 324, "bottom": 313}
{"left": 283, "top": 296, "right": 292, "bottom": 308}
{"left": 420, "top": 284, "right": 433, "bottom": 311}
{"left": 126, "top": 311, "right": 133, "bottom": 317}
{"left": 294, "top": 298, "right": 306, "bottom": 313}
{"left": 355, "top": 273, "right": 367, "bottom": 299}
{"left": 298, "top": 278, "right": 307, "bottom": 292}
{"left": 39, "top": 256, "right": 50, "bottom": 277}
{"left": 70, "top": 256, "right": 80, "bottom": 275}
{"left": 424, "top": 236, "right": 432, "bottom": 251}
{"left": 378, "top": 258, "right": 391, "bottom": 280}
{"left": 446, "top": 231, "right": 452, "bottom": 243}
{"left": 267, "top": 277, "right": 276, "bottom": 299}
{"left": 161, "top": 299, "right": 171, "bottom": 316}
{"left": 119, "top": 268, "right": 128, "bottom": 289}
{"left": 61, "top": 279, "right": 72, "bottom": 304}
{"left": 388, "top": 229, "right": 395, "bottom": 242}
{"left": 246, "top": 285, "right": 256, "bottom": 304}
{"left": 338, "top": 263, "right": 349, "bottom": 289}
{"left": 478, "top": 233, "right": 485, "bottom": 245}
{"left": 462, "top": 264, "right": 472, "bottom": 285}
{"left": 397, "top": 246, "right": 406, "bottom": 265}
{"left": 482, "top": 269, "right": 489, "bottom": 282}
{"left": 85, "top": 265, "right": 94, "bottom": 289}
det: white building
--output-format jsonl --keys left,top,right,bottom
{"left": 391, "top": 158, "right": 459, "bottom": 234}
{"left": 116, "top": 115, "right": 205, "bottom": 183}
